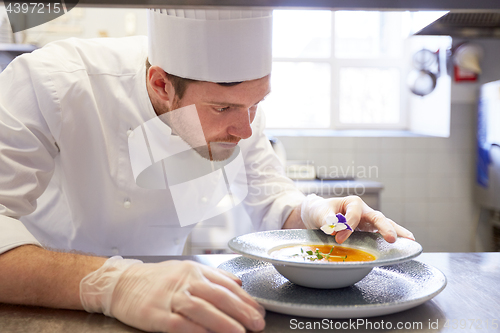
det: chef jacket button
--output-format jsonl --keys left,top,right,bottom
{"left": 111, "top": 247, "right": 119, "bottom": 255}
{"left": 123, "top": 200, "right": 131, "bottom": 208}
{"left": 127, "top": 130, "right": 134, "bottom": 137}
{"left": 201, "top": 197, "right": 208, "bottom": 203}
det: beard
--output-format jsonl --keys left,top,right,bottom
{"left": 204, "top": 138, "right": 240, "bottom": 161}
{"left": 157, "top": 99, "right": 239, "bottom": 161}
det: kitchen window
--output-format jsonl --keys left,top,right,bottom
{"left": 262, "top": 10, "right": 449, "bottom": 132}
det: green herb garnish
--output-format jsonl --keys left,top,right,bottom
{"left": 288, "top": 246, "right": 348, "bottom": 262}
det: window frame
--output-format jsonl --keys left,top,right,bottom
{"left": 266, "top": 10, "right": 411, "bottom": 131}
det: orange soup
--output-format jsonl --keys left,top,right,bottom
{"left": 271, "top": 244, "right": 376, "bottom": 262}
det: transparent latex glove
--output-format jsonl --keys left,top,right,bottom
{"left": 80, "top": 256, "right": 265, "bottom": 333}
{"left": 300, "top": 194, "right": 415, "bottom": 244}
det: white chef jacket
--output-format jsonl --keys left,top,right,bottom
{"left": 0, "top": 36, "right": 305, "bottom": 256}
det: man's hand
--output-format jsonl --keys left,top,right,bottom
{"left": 80, "top": 257, "right": 265, "bottom": 333}
{"left": 285, "top": 194, "right": 415, "bottom": 244}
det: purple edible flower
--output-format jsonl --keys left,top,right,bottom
{"left": 336, "top": 213, "right": 352, "bottom": 231}
{"left": 336, "top": 213, "right": 347, "bottom": 223}
{"left": 321, "top": 213, "right": 353, "bottom": 234}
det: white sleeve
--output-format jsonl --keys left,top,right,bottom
{"left": 0, "top": 216, "right": 42, "bottom": 253}
{"left": 0, "top": 53, "right": 60, "bottom": 254}
{"left": 240, "top": 107, "right": 305, "bottom": 231}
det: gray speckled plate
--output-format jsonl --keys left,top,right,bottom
{"left": 228, "top": 230, "right": 422, "bottom": 269}
{"left": 218, "top": 256, "right": 447, "bottom": 318}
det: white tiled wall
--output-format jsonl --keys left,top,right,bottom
{"left": 278, "top": 102, "right": 478, "bottom": 252}
{"left": 278, "top": 39, "right": 500, "bottom": 253}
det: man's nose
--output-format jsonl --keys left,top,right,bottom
{"left": 228, "top": 109, "right": 253, "bottom": 140}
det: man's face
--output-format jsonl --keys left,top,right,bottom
{"left": 168, "top": 75, "right": 271, "bottom": 161}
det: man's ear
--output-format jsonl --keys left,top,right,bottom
{"left": 147, "top": 66, "right": 176, "bottom": 106}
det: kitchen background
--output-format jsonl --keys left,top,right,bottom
{"left": 1, "top": 4, "right": 499, "bottom": 254}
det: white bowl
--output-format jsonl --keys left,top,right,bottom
{"left": 228, "top": 230, "right": 422, "bottom": 289}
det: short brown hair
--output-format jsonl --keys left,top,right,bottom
{"left": 146, "top": 59, "right": 194, "bottom": 99}
{"left": 146, "top": 58, "right": 241, "bottom": 99}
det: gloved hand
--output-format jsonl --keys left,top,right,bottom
{"left": 80, "top": 256, "right": 265, "bottom": 333}
{"left": 300, "top": 194, "right": 414, "bottom": 244}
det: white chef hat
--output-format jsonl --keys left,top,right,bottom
{"left": 148, "top": 8, "right": 272, "bottom": 83}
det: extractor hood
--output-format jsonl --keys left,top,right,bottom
{"left": 415, "top": 12, "right": 500, "bottom": 38}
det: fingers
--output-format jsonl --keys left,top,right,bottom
{"left": 110, "top": 260, "right": 263, "bottom": 333}
{"left": 335, "top": 229, "right": 352, "bottom": 244}
{"left": 172, "top": 288, "right": 264, "bottom": 333}
{"left": 200, "top": 265, "right": 265, "bottom": 317}
{"left": 342, "top": 196, "right": 363, "bottom": 230}
{"left": 336, "top": 196, "right": 363, "bottom": 243}
{"left": 389, "top": 219, "right": 415, "bottom": 241}
{"left": 369, "top": 211, "right": 397, "bottom": 243}
{"left": 150, "top": 311, "right": 209, "bottom": 333}
{"left": 337, "top": 196, "right": 410, "bottom": 244}
{"left": 213, "top": 267, "right": 243, "bottom": 286}
{"left": 172, "top": 290, "right": 244, "bottom": 333}
{"left": 188, "top": 280, "right": 265, "bottom": 332}
{"left": 360, "top": 212, "right": 417, "bottom": 243}
{"left": 177, "top": 262, "right": 265, "bottom": 330}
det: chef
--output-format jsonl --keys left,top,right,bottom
{"left": 0, "top": 8, "right": 414, "bottom": 333}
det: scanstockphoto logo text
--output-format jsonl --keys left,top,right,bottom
{"left": 247, "top": 179, "right": 369, "bottom": 197}
{"left": 3, "top": 0, "right": 79, "bottom": 33}
{"left": 247, "top": 160, "right": 378, "bottom": 197}
{"left": 290, "top": 318, "right": 428, "bottom": 330}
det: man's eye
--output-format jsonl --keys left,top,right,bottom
{"left": 215, "top": 107, "right": 230, "bottom": 112}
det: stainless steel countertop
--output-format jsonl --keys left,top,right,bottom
{"left": 1, "top": 252, "right": 499, "bottom": 333}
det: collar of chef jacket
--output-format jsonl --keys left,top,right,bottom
{"left": 128, "top": 104, "right": 248, "bottom": 227}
